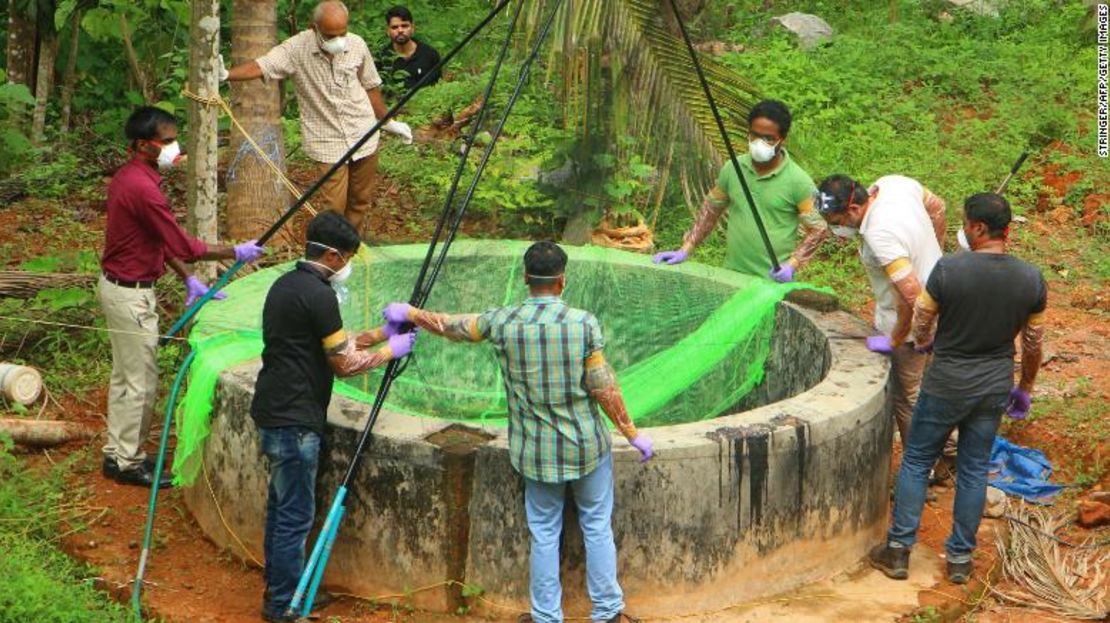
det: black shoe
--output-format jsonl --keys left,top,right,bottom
{"left": 947, "top": 559, "right": 973, "bottom": 584}
{"left": 260, "top": 609, "right": 301, "bottom": 623}
{"left": 606, "top": 614, "right": 643, "bottom": 623}
{"left": 114, "top": 463, "right": 174, "bottom": 488}
{"left": 262, "top": 593, "right": 333, "bottom": 622}
{"left": 868, "top": 544, "right": 909, "bottom": 580}
{"left": 102, "top": 456, "right": 157, "bottom": 479}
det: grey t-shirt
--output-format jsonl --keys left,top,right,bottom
{"left": 921, "top": 252, "right": 1047, "bottom": 398}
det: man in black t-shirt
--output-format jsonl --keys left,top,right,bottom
{"left": 869, "top": 193, "right": 1047, "bottom": 587}
{"left": 376, "top": 5, "right": 441, "bottom": 100}
{"left": 251, "top": 212, "right": 416, "bottom": 622}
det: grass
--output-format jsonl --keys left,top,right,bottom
{"left": 652, "top": 0, "right": 1106, "bottom": 307}
{"left": 0, "top": 440, "right": 137, "bottom": 623}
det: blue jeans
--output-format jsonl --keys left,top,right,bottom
{"left": 259, "top": 426, "right": 320, "bottom": 615}
{"left": 888, "top": 390, "right": 1007, "bottom": 563}
{"left": 524, "top": 453, "right": 624, "bottom": 623}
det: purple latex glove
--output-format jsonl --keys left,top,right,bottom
{"left": 866, "top": 335, "right": 894, "bottom": 354}
{"left": 769, "top": 263, "right": 795, "bottom": 283}
{"left": 383, "top": 302, "right": 413, "bottom": 324}
{"left": 630, "top": 434, "right": 654, "bottom": 463}
{"left": 652, "top": 249, "right": 688, "bottom": 265}
{"left": 387, "top": 332, "right": 416, "bottom": 358}
{"left": 233, "top": 239, "right": 265, "bottom": 263}
{"left": 382, "top": 321, "right": 405, "bottom": 338}
{"left": 1005, "top": 387, "right": 1032, "bottom": 420}
{"left": 184, "top": 276, "right": 226, "bottom": 306}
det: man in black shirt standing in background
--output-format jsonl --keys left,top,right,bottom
{"left": 376, "top": 5, "right": 441, "bottom": 100}
{"left": 251, "top": 212, "right": 416, "bottom": 622}
{"left": 869, "top": 193, "right": 1047, "bottom": 586}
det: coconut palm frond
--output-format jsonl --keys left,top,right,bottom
{"left": 523, "top": 0, "right": 761, "bottom": 207}
{"left": 991, "top": 505, "right": 1110, "bottom": 620}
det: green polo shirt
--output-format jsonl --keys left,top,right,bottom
{"left": 714, "top": 152, "right": 816, "bottom": 277}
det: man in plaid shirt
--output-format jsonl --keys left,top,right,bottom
{"left": 384, "top": 241, "right": 653, "bottom": 623}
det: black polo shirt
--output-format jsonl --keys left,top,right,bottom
{"left": 251, "top": 262, "right": 345, "bottom": 436}
{"left": 376, "top": 38, "right": 441, "bottom": 99}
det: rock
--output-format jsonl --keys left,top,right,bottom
{"left": 1077, "top": 499, "right": 1110, "bottom": 528}
{"left": 946, "top": 0, "right": 1000, "bottom": 18}
{"left": 769, "top": 13, "right": 834, "bottom": 50}
{"left": 1090, "top": 491, "right": 1110, "bottom": 505}
{"left": 983, "top": 486, "right": 1007, "bottom": 518}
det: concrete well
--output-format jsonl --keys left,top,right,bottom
{"left": 183, "top": 245, "right": 890, "bottom": 618}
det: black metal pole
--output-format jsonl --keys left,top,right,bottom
{"left": 339, "top": 0, "right": 565, "bottom": 489}
{"left": 160, "top": 0, "right": 514, "bottom": 344}
{"left": 665, "top": 0, "right": 780, "bottom": 272}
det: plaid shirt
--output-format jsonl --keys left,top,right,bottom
{"left": 256, "top": 30, "right": 383, "bottom": 164}
{"left": 477, "top": 296, "right": 611, "bottom": 483}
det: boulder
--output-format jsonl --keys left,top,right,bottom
{"left": 983, "top": 486, "right": 1007, "bottom": 518}
{"left": 946, "top": 0, "right": 1000, "bottom": 18}
{"left": 769, "top": 13, "right": 834, "bottom": 50}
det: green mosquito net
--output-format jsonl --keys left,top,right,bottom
{"left": 172, "top": 240, "right": 809, "bottom": 485}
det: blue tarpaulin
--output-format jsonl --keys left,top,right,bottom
{"left": 989, "top": 436, "right": 1065, "bottom": 504}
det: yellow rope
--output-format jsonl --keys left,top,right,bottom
{"left": 181, "top": 88, "right": 318, "bottom": 219}
{"left": 202, "top": 459, "right": 265, "bottom": 567}
{"left": 0, "top": 314, "right": 189, "bottom": 342}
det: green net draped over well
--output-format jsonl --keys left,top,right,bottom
{"left": 173, "top": 240, "right": 803, "bottom": 485}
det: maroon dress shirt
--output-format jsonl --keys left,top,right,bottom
{"left": 100, "top": 159, "right": 208, "bottom": 282}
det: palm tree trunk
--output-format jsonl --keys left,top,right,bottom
{"left": 60, "top": 8, "right": 84, "bottom": 131}
{"left": 59, "top": 8, "right": 83, "bottom": 129}
{"left": 5, "top": 0, "right": 38, "bottom": 131}
{"left": 227, "top": 0, "right": 291, "bottom": 243}
{"left": 31, "top": 32, "right": 57, "bottom": 145}
{"left": 186, "top": 0, "right": 221, "bottom": 281}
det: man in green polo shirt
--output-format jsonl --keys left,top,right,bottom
{"left": 383, "top": 241, "right": 653, "bottom": 623}
{"left": 653, "top": 99, "right": 824, "bottom": 283}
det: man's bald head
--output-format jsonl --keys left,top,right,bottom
{"left": 314, "top": 1, "right": 349, "bottom": 37}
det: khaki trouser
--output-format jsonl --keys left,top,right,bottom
{"left": 314, "top": 153, "right": 378, "bottom": 236}
{"left": 891, "top": 344, "right": 957, "bottom": 458}
{"left": 98, "top": 275, "right": 160, "bottom": 470}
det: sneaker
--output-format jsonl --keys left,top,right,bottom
{"left": 868, "top": 544, "right": 909, "bottom": 580}
{"left": 947, "top": 559, "right": 973, "bottom": 584}
{"left": 260, "top": 607, "right": 300, "bottom": 623}
{"left": 114, "top": 463, "right": 174, "bottom": 488}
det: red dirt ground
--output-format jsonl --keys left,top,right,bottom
{"left": 5, "top": 157, "right": 1108, "bottom": 622}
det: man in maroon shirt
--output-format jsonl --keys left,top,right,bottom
{"left": 99, "top": 106, "right": 265, "bottom": 487}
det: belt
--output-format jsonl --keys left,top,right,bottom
{"left": 104, "top": 274, "right": 155, "bottom": 289}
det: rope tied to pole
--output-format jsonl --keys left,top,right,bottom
{"left": 181, "top": 87, "right": 320, "bottom": 220}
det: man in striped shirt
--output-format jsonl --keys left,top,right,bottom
{"left": 383, "top": 241, "right": 653, "bottom": 623}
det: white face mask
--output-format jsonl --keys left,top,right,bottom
{"left": 748, "top": 138, "right": 779, "bottom": 164}
{"left": 957, "top": 228, "right": 971, "bottom": 251}
{"left": 830, "top": 224, "right": 859, "bottom": 239}
{"left": 305, "top": 241, "right": 354, "bottom": 283}
{"left": 331, "top": 260, "right": 353, "bottom": 283}
{"left": 157, "top": 141, "right": 181, "bottom": 169}
{"left": 319, "top": 33, "right": 349, "bottom": 55}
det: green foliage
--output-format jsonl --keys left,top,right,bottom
{"left": 654, "top": 0, "right": 1105, "bottom": 299}
{"left": 0, "top": 443, "right": 137, "bottom": 622}
{"left": 0, "top": 70, "right": 36, "bottom": 175}
{"left": 0, "top": 274, "right": 109, "bottom": 400}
